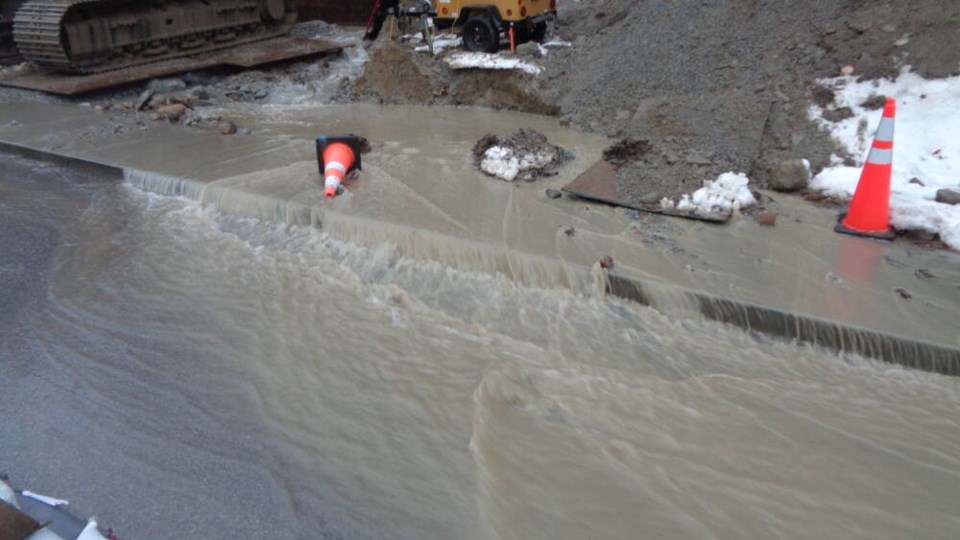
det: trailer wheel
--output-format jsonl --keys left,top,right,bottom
{"left": 529, "top": 21, "right": 548, "bottom": 43}
{"left": 462, "top": 16, "right": 499, "bottom": 53}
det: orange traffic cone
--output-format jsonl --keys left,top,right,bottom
{"left": 835, "top": 98, "right": 896, "bottom": 240}
{"left": 315, "top": 135, "right": 363, "bottom": 199}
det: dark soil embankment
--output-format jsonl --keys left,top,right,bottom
{"left": 353, "top": 40, "right": 559, "bottom": 115}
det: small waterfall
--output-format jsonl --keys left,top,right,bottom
{"left": 124, "top": 166, "right": 960, "bottom": 376}
{"left": 124, "top": 169, "right": 205, "bottom": 201}
{"left": 605, "top": 273, "right": 960, "bottom": 376}
{"left": 123, "top": 167, "right": 597, "bottom": 294}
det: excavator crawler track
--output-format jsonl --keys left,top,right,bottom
{"left": 12, "top": 0, "right": 298, "bottom": 74}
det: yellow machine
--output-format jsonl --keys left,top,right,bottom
{"left": 433, "top": 0, "right": 557, "bottom": 52}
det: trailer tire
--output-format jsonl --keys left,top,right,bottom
{"left": 462, "top": 16, "right": 500, "bottom": 53}
{"left": 529, "top": 21, "right": 548, "bottom": 43}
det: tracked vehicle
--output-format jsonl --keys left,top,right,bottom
{"left": 0, "top": 2, "right": 18, "bottom": 63}
{"left": 1, "top": 0, "right": 299, "bottom": 73}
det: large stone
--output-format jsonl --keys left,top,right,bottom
{"left": 935, "top": 188, "right": 960, "bottom": 205}
{"left": 156, "top": 103, "right": 188, "bottom": 121}
{"left": 146, "top": 77, "right": 187, "bottom": 93}
{"left": 770, "top": 159, "right": 811, "bottom": 191}
{"left": 135, "top": 89, "right": 154, "bottom": 111}
{"left": 515, "top": 42, "right": 543, "bottom": 58}
{"left": 219, "top": 121, "right": 238, "bottom": 135}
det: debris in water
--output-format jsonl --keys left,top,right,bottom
{"left": 755, "top": 210, "right": 777, "bottom": 227}
{"left": 602, "top": 139, "right": 652, "bottom": 166}
{"left": 472, "top": 129, "right": 569, "bottom": 182}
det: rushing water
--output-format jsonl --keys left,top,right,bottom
{"left": 2, "top": 152, "right": 960, "bottom": 540}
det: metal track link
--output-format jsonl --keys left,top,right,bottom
{"left": 12, "top": 0, "right": 78, "bottom": 71}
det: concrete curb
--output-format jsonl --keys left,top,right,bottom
{"left": 608, "top": 275, "right": 960, "bottom": 376}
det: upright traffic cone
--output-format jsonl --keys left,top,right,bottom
{"left": 835, "top": 98, "right": 896, "bottom": 240}
{"left": 315, "top": 135, "right": 363, "bottom": 198}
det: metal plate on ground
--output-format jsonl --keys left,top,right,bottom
{"left": 561, "top": 159, "right": 730, "bottom": 223}
{"left": 0, "top": 38, "right": 346, "bottom": 96}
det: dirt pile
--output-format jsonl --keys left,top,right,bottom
{"left": 541, "top": 0, "right": 960, "bottom": 198}
{"left": 353, "top": 39, "right": 559, "bottom": 114}
{"left": 352, "top": 1, "right": 959, "bottom": 208}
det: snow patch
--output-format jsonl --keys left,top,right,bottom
{"left": 480, "top": 146, "right": 555, "bottom": 182}
{"left": 542, "top": 39, "right": 573, "bottom": 49}
{"left": 414, "top": 34, "right": 462, "bottom": 54}
{"left": 672, "top": 172, "right": 757, "bottom": 216}
{"left": 445, "top": 52, "right": 542, "bottom": 75}
{"left": 809, "top": 70, "right": 960, "bottom": 249}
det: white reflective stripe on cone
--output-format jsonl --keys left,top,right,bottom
{"left": 325, "top": 161, "right": 347, "bottom": 173}
{"left": 325, "top": 176, "right": 341, "bottom": 190}
{"left": 874, "top": 117, "right": 894, "bottom": 141}
{"left": 866, "top": 147, "right": 893, "bottom": 165}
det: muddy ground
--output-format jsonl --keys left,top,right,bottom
{"left": 355, "top": 0, "right": 960, "bottom": 203}
{"left": 1, "top": 1, "right": 958, "bottom": 209}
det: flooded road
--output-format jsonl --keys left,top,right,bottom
{"left": 2, "top": 151, "right": 960, "bottom": 539}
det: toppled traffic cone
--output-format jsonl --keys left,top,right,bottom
{"left": 835, "top": 99, "right": 896, "bottom": 240}
{"left": 316, "top": 135, "right": 364, "bottom": 198}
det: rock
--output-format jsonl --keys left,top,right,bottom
{"left": 895, "top": 288, "right": 912, "bottom": 300}
{"left": 546, "top": 188, "right": 562, "bottom": 199}
{"left": 189, "top": 87, "right": 211, "bottom": 101}
{"left": 915, "top": 268, "right": 935, "bottom": 279}
{"left": 684, "top": 150, "right": 713, "bottom": 166}
{"left": 156, "top": 92, "right": 195, "bottom": 108}
{"left": 639, "top": 191, "right": 662, "bottom": 205}
{"left": 156, "top": 103, "right": 188, "bottom": 120}
{"left": 238, "top": 128, "right": 252, "bottom": 136}
{"left": 840, "top": 65, "right": 855, "bottom": 76}
{"left": 811, "top": 85, "right": 835, "bottom": 108}
{"left": 848, "top": 20, "right": 871, "bottom": 33}
{"left": 770, "top": 159, "right": 811, "bottom": 191}
{"left": 755, "top": 210, "right": 777, "bottom": 226}
{"left": 135, "top": 89, "right": 154, "bottom": 111}
{"left": 515, "top": 42, "right": 542, "bottom": 58}
{"left": 254, "top": 88, "right": 269, "bottom": 100}
{"left": 822, "top": 106, "right": 854, "bottom": 122}
{"left": 219, "top": 121, "right": 238, "bottom": 135}
{"left": 599, "top": 255, "right": 614, "bottom": 270}
{"left": 902, "top": 229, "right": 937, "bottom": 243}
{"left": 147, "top": 78, "right": 186, "bottom": 93}
{"left": 860, "top": 94, "right": 887, "bottom": 110}
{"left": 563, "top": 226, "right": 575, "bottom": 237}
{"left": 935, "top": 188, "right": 960, "bottom": 205}
{"left": 908, "top": 177, "right": 925, "bottom": 186}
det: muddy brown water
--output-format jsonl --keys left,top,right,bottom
{"left": 3, "top": 146, "right": 960, "bottom": 540}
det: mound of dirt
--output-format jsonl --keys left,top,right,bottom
{"left": 352, "top": 1, "right": 959, "bottom": 209}
{"left": 472, "top": 128, "right": 569, "bottom": 182}
{"left": 539, "top": 0, "right": 960, "bottom": 200}
{"left": 352, "top": 40, "right": 559, "bottom": 114}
